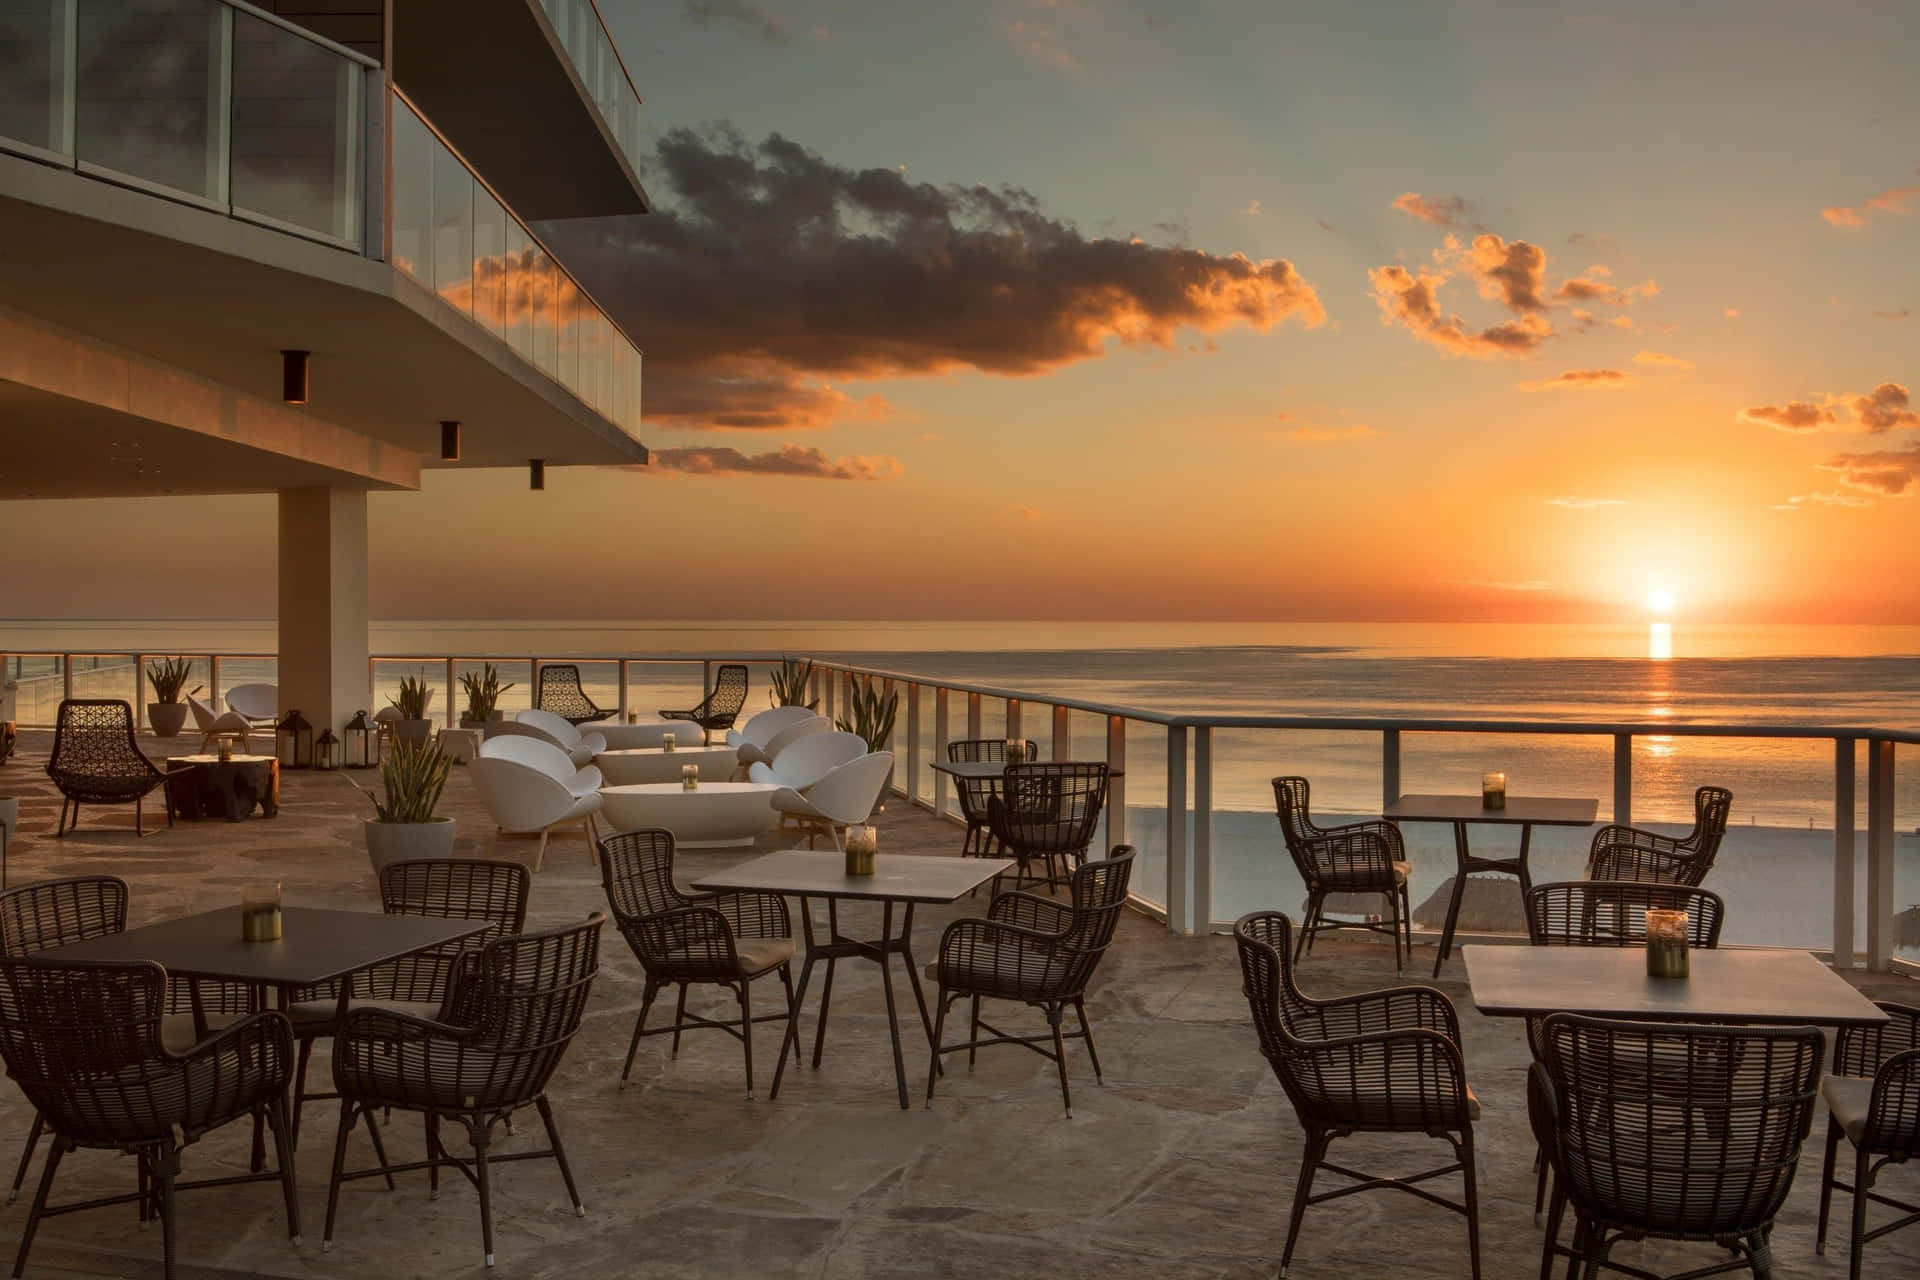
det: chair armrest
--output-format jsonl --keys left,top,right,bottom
{"left": 708, "top": 891, "right": 791, "bottom": 940}
{"left": 987, "top": 890, "right": 1073, "bottom": 935}
{"left": 1319, "top": 818, "right": 1406, "bottom": 856}
{"left": 1294, "top": 984, "right": 1461, "bottom": 1043}
{"left": 1297, "top": 826, "right": 1402, "bottom": 886}
{"left": 936, "top": 917, "right": 1067, "bottom": 987}
{"left": 1587, "top": 826, "right": 1698, "bottom": 883}
{"left": 1836, "top": 1000, "right": 1920, "bottom": 1076}
{"left": 155, "top": 1010, "right": 295, "bottom": 1132}
{"left": 1295, "top": 1025, "right": 1474, "bottom": 1129}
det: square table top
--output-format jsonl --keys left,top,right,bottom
{"left": 1384, "top": 793, "right": 1598, "bottom": 827}
{"left": 692, "top": 850, "right": 1014, "bottom": 904}
{"left": 40, "top": 906, "right": 488, "bottom": 988}
{"left": 1463, "top": 944, "right": 1889, "bottom": 1026}
{"left": 929, "top": 760, "right": 1125, "bottom": 781}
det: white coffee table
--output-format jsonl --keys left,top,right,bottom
{"left": 599, "top": 782, "right": 780, "bottom": 848}
{"left": 596, "top": 744, "right": 739, "bottom": 787}
{"left": 586, "top": 719, "right": 706, "bottom": 751}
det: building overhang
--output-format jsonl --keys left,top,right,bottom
{"left": 392, "top": 0, "right": 651, "bottom": 221}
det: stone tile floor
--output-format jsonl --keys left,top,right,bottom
{"left": 0, "top": 729, "right": 1914, "bottom": 1278}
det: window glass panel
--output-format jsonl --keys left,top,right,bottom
{"left": 473, "top": 183, "right": 506, "bottom": 337}
{"left": 75, "top": 0, "right": 228, "bottom": 201}
{"left": 389, "top": 99, "right": 432, "bottom": 282}
{"left": 531, "top": 246, "right": 556, "bottom": 375}
{"left": 504, "top": 219, "right": 533, "bottom": 359}
{"left": 557, "top": 274, "right": 579, "bottom": 395}
{"left": 0, "top": 1, "right": 72, "bottom": 155}
{"left": 431, "top": 135, "right": 473, "bottom": 315}
{"left": 230, "top": 11, "right": 357, "bottom": 242}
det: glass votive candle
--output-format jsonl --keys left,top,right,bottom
{"left": 1645, "top": 908, "right": 1690, "bottom": 978}
{"left": 1005, "top": 738, "right": 1026, "bottom": 765}
{"left": 1481, "top": 772, "right": 1507, "bottom": 810}
{"left": 682, "top": 764, "right": 699, "bottom": 790}
{"left": 662, "top": 735, "right": 676, "bottom": 753}
{"left": 242, "top": 883, "right": 283, "bottom": 942}
{"left": 845, "top": 824, "right": 878, "bottom": 876}
{"left": 217, "top": 742, "right": 234, "bottom": 763}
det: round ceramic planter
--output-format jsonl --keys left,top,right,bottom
{"left": 365, "top": 816, "right": 456, "bottom": 874}
{"left": 395, "top": 719, "right": 434, "bottom": 748}
{"left": 148, "top": 702, "right": 189, "bottom": 737}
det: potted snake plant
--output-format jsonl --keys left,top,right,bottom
{"left": 144, "top": 656, "right": 200, "bottom": 738}
{"left": 459, "top": 663, "right": 514, "bottom": 728}
{"left": 834, "top": 677, "right": 899, "bottom": 815}
{"left": 389, "top": 675, "right": 435, "bottom": 748}
{"left": 355, "top": 740, "right": 454, "bottom": 872}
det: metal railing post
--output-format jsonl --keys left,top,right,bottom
{"left": 933, "top": 687, "right": 950, "bottom": 817}
{"left": 444, "top": 658, "right": 455, "bottom": 731}
{"left": 208, "top": 655, "right": 221, "bottom": 709}
{"left": 1866, "top": 738, "right": 1896, "bottom": 971}
{"left": 966, "top": 691, "right": 982, "bottom": 740}
{"left": 134, "top": 653, "right": 146, "bottom": 724}
{"left": 1612, "top": 733, "right": 1633, "bottom": 826}
{"left": 1106, "top": 715, "right": 1127, "bottom": 850}
{"left": 822, "top": 665, "right": 836, "bottom": 721}
{"left": 1382, "top": 728, "right": 1400, "bottom": 811}
{"left": 1052, "top": 704, "right": 1070, "bottom": 760}
{"left": 1193, "top": 726, "right": 1213, "bottom": 934}
{"left": 1833, "top": 737, "right": 1856, "bottom": 969}
{"left": 61, "top": 654, "right": 72, "bottom": 703}
{"left": 905, "top": 682, "right": 921, "bottom": 804}
{"left": 1166, "top": 725, "right": 1189, "bottom": 935}
{"left": 703, "top": 659, "right": 713, "bottom": 705}
{"left": 618, "top": 659, "right": 630, "bottom": 721}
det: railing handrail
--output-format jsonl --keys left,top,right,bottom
{"left": 227, "top": 0, "right": 380, "bottom": 69}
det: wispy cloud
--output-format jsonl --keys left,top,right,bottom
{"left": 1006, "top": 17, "right": 1080, "bottom": 70}
{"left": 1818, "top": 443, "right": 1920, "bottom": 496}
{"left": 1367, "top": 264, "right": 1552, "bottom": 358}
{"left": 1518, "top": 369, "right": 1635, "bottom": 391}
{"left": 682, "top": 0, "right": 790, "bottom": 44}
{"left": 1465, "top": 579, "right": 1554, "bottom": 592}
{"left": 1291, "top": 424, "right": 1382, "bottom": 443}
{"left": 1011, "top": 504, "right": 1046, "bottom": 521}
{"left": 648, "top": 444, "right": 904, "bottom": 480}
{"left": 1632, "top": 349, "right": 1694, "bottom": 368}
{"left": 1739, "top": 400, "right": 1839, "bottom": 432}
{"left": 1850, "top": 382, "right": 1920, "bottom": 432}
{"left": 1821, "top": 173, "right": 1920, "bottom": 229}
{"left": 1772, "top": 490, "right": 1875, "bottom": 510}
{"left": 1723, "top": 307, "right": 1742, "bottom": 319}
{"left": 1391, "top": 192, "right": 1470, "bottom": 227}
{"left": 1874, "top": 308, "right": 1911, "bottom": 320}
{"left": 1738, "top": 383, "right": 1918, "bottom": 434}
{"left": 1545, "top": 495, "right": 1627, "bottom": 508}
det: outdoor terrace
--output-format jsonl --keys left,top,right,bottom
{"left": 0, "top": 728, "right": 1914, "bottom": 1278}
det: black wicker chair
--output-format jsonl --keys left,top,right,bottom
{"left": 1272, "top": 776, "right": 1412, "bottom": 971}
{"left": 599, "top": 827, "right": 797, "bottom": 1096}
{"left": 1532, "top": 1013, "right": 1823, "bottom": 1280}
{"left": 0, "top": 957, "right": 298, "bottom": 1280}
{"left": 927, "top": 845, "right": 1135, "bottom": 1116}
{"left": 985, "top": 761, "right": 1109, "bottom": 894}
{"left": 1817, "top": 1000, "right": 1920, "bottom": 1279}
{"left": 289, "top": 859, "right": 531, "bottom": 1142}
{"left": 324, "top": 913, "right": 604, "bottom": 1268}
{"left": 1234, "top": 911, "right": 1480, "bottom": 1279}
{"left": 44, "top": 699, "right": 171, "bottom": 836}
{"left": 659, "top": 663, "right": 749, "bottom": 741}
{"left": 947, "top": 738, "right": 1035, "bottom": 857}
{"left": 534, "top": 664, "right": 606, "bottom": 726}
{"left": 1587, "top": 785, "right": 1733, "bottom": 885}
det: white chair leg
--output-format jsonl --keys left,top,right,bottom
{"left": 534, "top": 828, "right": 551, "bottom": 872}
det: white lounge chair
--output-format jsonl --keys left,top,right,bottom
{"left": 477, "top": 734, "right": 603, "bottom": 797}
{"left": 771, "top": 752, "right": 894, "bottom": 850}
{"left": 469, "top": 753, "right": 604, "bottom": 872}
{"left": 187, "top": 694, "right": 252, "bottom": 754}
{"left": 490, "top": 708, "right": 607, "bottom": 767}
{"left": 727, "top": 705, "right": 818, "bottom": 752}
{"left": 224, "top": 682, "right": 278, "bottom": 726}
{"left": 746, "top": 730, "right": 867, "bottom": 791}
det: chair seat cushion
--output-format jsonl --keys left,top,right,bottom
{"left": 159, "top": 1011, "right": 248, "bottom": 1053}
{"left": 1393, "top": 860, "right": 1411, "bottom": 884}
{"left": 1824, "top": 1074, "right": 1873, "bottom": 1144}
{"left": 936, "top": 949, "right": 1066, "bottom": 1001}
{"left": 662, "top": 937, "right": 795, "bottom": 978}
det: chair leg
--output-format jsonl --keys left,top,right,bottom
{"left": 1461, "top": 1128, "right": 1482, "bottom": 1280}
{"left": 362, "top": 1101, "right": 397, "bottom": 1192}
{"left": 1073, "top": 998, "right": 1104, "bottom": 1083}
{"left": 621, "top": 980, "right": 659, "bottom": 1087}
{"left": 1294, "top": 892, "right": 1321, "bottom": 962}
{"left": 739, "top": 981, "right": 756, "bottom": 1099}
{"left": 291, "top": 1037, "right": 314, "bottom": 1146}
{"left": 534, "top": 828, "right": 551, "bottom": 872}
{"left": 321, "top": 1101, "right": 357, "bottom": 1253}
{"left": 1816, "top": 1114, "right": 1840, "bottom": 1253}
{"left": 1048, "top": 1004, "right": 1073, "bottom": 1117}
{"left": 135, "top": 795, "right": 145, "bottom": 838}
{"left": 8, "top": 1110, "right": 43, "bottom": 1205}
{"left": 925, "top": 991, "right": 949, "bottom": 1107}
{"left": 1848, "top": 1144, "right": 1871, "bottom": 1280}
{"left": 778, "top": 964, "right": 801, "bottom": 1058}
{"left": 1280, "top": 1131, "right": 1325, "bottom": 1278}
{"left": 670, "top": 983, "right": 689, "bottom": 1056}
{"left": 1539, "top": 1179, "right": 1567, "bottom": 1280}
{"left": 470, "top": 1121, "right": 496, "bottom": 1268}
{"left": 535, "top": 1095, "right": 585, "bottom": 1218}
{"left": 267, "top": 1100, "right": 301, "bottom": 1243}
{"left": 968, "top": 994, "right": 981, "bottom": 1070}
{"left": 11, "top": 1136, "right": 63, "bottom": 1280}
{"left": 426, "top": 1113, "right": 443, "bottom": 1200}
{"left": 153, "top": 1145, "right": 180, "bottom": 1280}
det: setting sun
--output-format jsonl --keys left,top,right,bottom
{"left": 1647, "top": 589, "right": 1677, "bottom": 614}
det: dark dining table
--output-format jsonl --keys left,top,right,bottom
{"left": 692, "top": 849, "right": 1013, "bottom": 1110}
{"left": 929, "top": 760, "right": 1126, "bottom": 782}
{"left": 1382, "top": 792, "right": 1598, "bottom": 977}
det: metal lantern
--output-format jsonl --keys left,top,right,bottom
{"left": 275, "top": 709, "right": 313, "bottom": 770}
{"left": 314, "top": 728, "right": 341, "bottom": 771}
{"left": 343, "top": 710, "right": 373, "bottom": 769}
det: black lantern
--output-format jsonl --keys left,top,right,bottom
{"left": 314, "top": 728, "right": 340, "bottom": 770}
{"left": 275, "top": 709, "right": 313, "bottom": 769}
{"left": 343, "top": 710, "right": 373, "bottom": 769}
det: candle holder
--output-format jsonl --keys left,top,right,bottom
{"left": 845, "top": 824, "right": 878, "bottom": 876}
{"left": 662, "top": 736, "right": 676, "bottom": 753}
{"left": 682, "top": 764, "right": 699, "bottom": 791}
{"left": 217, "top": 742, "right": 234, "bottom": 764}
{"left": 1481, "top": 772, "right": 1507, "bottom": 810}
{"left": 1005, "top": 739, "right": 1026, "bottom": 765}
{"left": 242, "top": 883, "right": 283, "bottom": 942}
{"left": 627, "top": 710, "right": 639, "bottom": 724}
{"left": 1645, "top": 908, "right": 1690, "bottom": 979}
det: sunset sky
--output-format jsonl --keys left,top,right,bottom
{"left": 6, "top": 0, "right": 1919, "bottom": 623}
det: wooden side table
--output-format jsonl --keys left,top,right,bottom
{"left": 165, "top": 755, "right": 280, "bottom": 821}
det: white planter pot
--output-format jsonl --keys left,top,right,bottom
{"left": 365, "top": 817, "right": 456, "bottom": 874}
{"left": 396, "top": 719, "right": 434, "bottom": 748}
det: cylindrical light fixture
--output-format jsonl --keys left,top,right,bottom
{"left": 281, "top": 349, "right": 309, "bottom": 404}
{"left": 440, "top": 421, "right": 461, "bottom": 461}
{"left": 529, "top": 458, "right": 545, "bottom": 490}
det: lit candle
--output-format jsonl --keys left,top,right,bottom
{"left": 242, "top": 883, "right": 283, "bottom": 942}
{"left": 845, "top": 824, "right": 878, "bottom": 876}
{"left": 682, "top": 764, "right": 699, "bottom": 790}
{"left": 1481, "top": 772, "right": 1507, "bottom": 810}
{"left": 662, "top": 735, "right": 676, "bottom": 753}
{"left": 1645, "top": 908, "right": 1690, "bottom": 979}
{"left": 1005, "top": 738, "right": 1025, "bottom": 765}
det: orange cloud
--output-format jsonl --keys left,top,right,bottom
{"left": 1391, "top": 192, "right": 1470, "bottom": 227}
{"left": 1367, "top": 264, "right": 1552, "bottom": 358}
{"left": 1773, "top": 490, "right": 1874, "bottom": 510}
{"left": 1291, "top": 424, "right": 1382, "bottom": 442}
{"left": 648, "top": 444, "right": 904, "bottom": 480}
{"left": 1633, "top": 350, "right": 1694, "bottom": 368}
{"left": 1739, "top": 400, "right": 1839, "bottom": 432}
{"left": 1461, "top": 233, "right": 1550, "bottom": 313}
{"left": 1546, "top": 495, "right": 1626, "bottom": 508}
{"left": 1819, "top": 443, "right": 1920, "bottom": 495}
{"left": 1821, "top": 175, "right": 1920, "bottom": 228}
{"left": 1849, "top": 382, "right": 1920, "bottom": 433}
{"left": 1739, "top": 383, "right": 1917, "bottom": 434}
{"left": 1518, "top": 369, "right": 1635, "bottom": 391}
{"left": 1554, "top": 275, "right": 1658, "bottom": 306}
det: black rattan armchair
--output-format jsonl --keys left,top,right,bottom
{"left": 535, "top": 664, "right": 606, "bottom": 726}
{"left": 1587, "top": 785, "right": 1733, "bottom": 885}
{"left": 324, "top": 914, "right": 604, "bottom": 1268}
{"left": 1273, "top": 776, "right": 1412, "bottom": 970}
{"left": 985, "top": 761, "right": 1109, "bottom": 894}
{"left": 1817, "top": 1000, "right": 1920, "bottom": 1279}
{"left": 599, "top": 827, "right": 797, "bottom": 1096}
{"left": 1532, "top": 1013, "right": 1823, "bottom": 1280}
{"left": 1234, "top": 910, "right": 1480, "bottom": 1279}
{"left": 0, "top": 957, "right": 298, "bottom": 1280}
{"left": 45, "top": 699, "right": 171, "bottom": 836}
{"left": 947, "top": 738, "right": 1035, "bottom": 857}
{"left": 659, "top": 663, "right": 749, "bottom": 741}
{"left": 928, "top": 845, "right": 1134, "bottom": 1115}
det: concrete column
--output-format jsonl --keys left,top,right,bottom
{"left": 277, "top": 487, "right": 370, "bottom": 736}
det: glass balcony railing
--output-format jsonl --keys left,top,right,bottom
{"left": 538, "top": 0, "right": 644, "bottom": 178}
{"left": 390, "top": 92, "right": 643, "bottom": 442}
{"left": 0, "top": 0, "right": 369, "bottom": 249}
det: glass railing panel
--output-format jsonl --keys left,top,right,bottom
{"left": 430, "top": 136, "right": 473, "bottom": 316}
{"left": 1125, "top": 719, "right": 1172, "bottom": 912}
{"left": 0, "top": 2, "right": 75, "bottom": 156}
{"left": 1896, "top": 744, "right": 1917, "bottom": 964}
{"left": 557, "top": 274, "right": 581, "bottom": 396}
{"left": 532, "top": 244, "right": 558, "bottom": 375}
{"left": 229, "top": 8, "right": 359, "bottom": 245}
{"left": 390, "top": 100, "right": 433, "bottom": 282}
{"left": 472, "top": 183, "right": 507, "bottom": 338}
{"left": 503, "top": 220, "right": 534, "bottom": 360}
{"left": 74, "top": 0, "right": 230, "bottom": 203}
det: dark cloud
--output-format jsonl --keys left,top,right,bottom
{"left": 1367, "top": 264, "right": 1551, "bottom": 358}
{"left": 1391, "top": 192, "right": 1470, "bottom": 227}
{"left": 682, "top": 0, "right": 790, "bottom": 44}
{"left": 1819, "top": 443, "right": 1920, "bottom": 495}
{"left": 648, "top": 444, "right": 903, "bottom": 480}
{"left": 1739, "top": 400, "right": 1838, "bottom": 432}
{"left": 1461, "top": 233, "right": 1549, "bottom": 313}
{"left": 1850, "top": 382, "right": 1920, "bottom": 433}
{"left": 543, "top": 127, "right": 1324, "bottom": 431}
{"left": 1874, "top": 308, "right": 1911, "bottom": 320}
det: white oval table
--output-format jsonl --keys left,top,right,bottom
{"left": 599, "top": 782, "right": 779, "bottom": 848}
{"left": 586, "top": 719, "right": 706, "bottom": 751}
{"left": 596, "top": 744, "right": 739, "bottom": 787}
